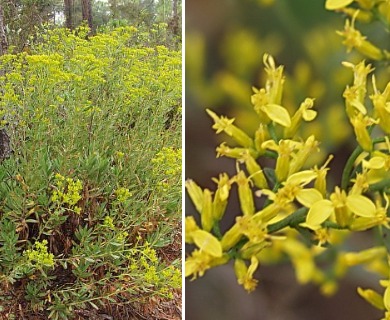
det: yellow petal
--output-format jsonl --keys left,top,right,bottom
{"left": 286, "top": 170, "right": 317, "bottom": 185}
{"left": 296, "top": 188, "right": 324, "bottom": 207}
{"left": 346, "top": 195, "right": 376, "bottom": 217}
{"left": 302, "top": 109, "right": 317, "bottom": 121}
{"left": 325, "top": 0, "right": 354, "bottom": 10}
{"left": 357, "top": 287, "right": 385, "bottom": 310}
{"left": 306, "top": 199, "right": 334, "bottom": 227}
{"left": 192, "top": 230, "right": 223, "bottom": 257}
{"left": 384, "top": 286, "right": 390, "bottom": 310}
{"left": 262, "top": 104, "right": 291, "bottom": 127}
{"left": 185, "top": 216, "right": 200, "bottom": 243}
{"left": 364, "top": 156, "right": 386, "bottom": 169}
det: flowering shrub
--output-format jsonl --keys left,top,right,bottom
{"left": 186, "top": 0, "right": 390, "bottom": 317}
{"left": 0, "top": 24, "right": 181, "bottom": 319}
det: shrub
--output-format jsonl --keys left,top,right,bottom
{"left": 0, "top": 24, "right": 181, "bottom": 319}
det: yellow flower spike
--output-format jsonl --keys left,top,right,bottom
{"left": 254, "top": 124, "right": 269, "bottom": 154}
{"left": 206, "top": 109, "right": 254, "bottom": 148}
{"left": 350, "top": 113, "right": 377, "bottom": 152}
{"left": 191, "top": 230, "right": 223, "bottom": 258}
{"left": 357, "top": 287, "right": 385, "bottom": 310}
{"left": 337, "top": 14, "right": 384, "bottom": 60}
{"left": 235, "top": 171, "right": 256, "bottom": 216}
{"left": 185, "top": 179, "right": 204, "bottom": 213}
{"left": 212, "top": 173, "right": 232, "bottom": 221}
{"left": 288, "top": 135, "right": 319, "bottom": 175}
{"left": 303, "top": 199, "right": 334, "bottom": 230}
{"left": 185, "top": 216, "right": 200, "bottom": 244}
{"left": 284, "top": 98, "right": 317, "bottom": 138}
{"left": 201, "top": 189, "right": 214, "bottom": 232}
{"left": 346, "top": 194, "right": 376, "bottom": 217}
{"left": 325, "top": 0, "right": 354, "bottom": 10}
{"left": 240, "top": 151, "right": 269, "bottom": 189}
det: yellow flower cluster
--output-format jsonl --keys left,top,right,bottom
{"left": 127, "top": 241, "right": 181, "bottom": 298}
{"left": 23, "top": 239, "right": 55, "bottom": 268}
{"left": 115, "top": 187, "right": 132, "bottom": 203}
{"left": 51, "top": 173, "right": 83, "bottom": 214}
{"left": 151, "top": 147, "right": 182, "bottom": 192}
{"left": 186, "top": 50, "right": 390, "bottom": 305}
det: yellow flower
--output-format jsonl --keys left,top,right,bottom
{"left": 288, "top": 135, "right": 319, "bottom": 175}
{"left": 357, "top": 287, "right": 385, "bottom": 310}
{"left": 211, "top": 173, "right": 232, "bottom": 221}
{"left": 262, "top": 139, "right": 296, "bottom": 182}
{"left": 185, "top": 216, "right": 200, "bottom": 244}
{"left": 342, "top": 60, "right": 373, "bottom": 118}
{"left": 191, "top": 229, "right": 223, "bottom": 257}
{"left": 240, "top": 150, "right": 269, "bottom": 189}
{"left": 350, "top": 113, "right": 377, "bottom": 152}
{"left": 185, "top": 250, "right": 229, "bottom": 279}
{"left": 371, "top": 77, "right": 390, "bottom": 134}
{"left": 337, "top": 13, "right": 384, "bottom": 60}
{"left": 185, "top": 179, "right": 204, "bottom": 212}
{"left": 302, "top": 187, "right": 376, "bottom": 229}
{"left": 234, "top": 256, "right": 259, "bottom": 292}
{"left": 284, "top": 98, "right": 317, "bottom": 138}
{"left": 206, "top": 109, "right": 254, "bottom": 148}
{"left": 234, "top": 170, "right": 256, "bottom": 216}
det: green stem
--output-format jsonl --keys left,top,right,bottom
{"left": 341, "top": 144, "right": 363, "bottom": 190}
{"left": 213, "top": 223, "right": 222, "bottom": 239}
{"left": 267, "top": 122, "right": 278, "bottom": 142}
{"left": 267, "top": 207, "right": 308, "bottom": 234}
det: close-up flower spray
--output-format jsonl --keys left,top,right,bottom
{"left": 186, "top": 0, "right": 390, "bottom": 319}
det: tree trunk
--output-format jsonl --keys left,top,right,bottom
{"left": 0, "top": 4, "right": 8, "bottom": 55}
{"left": 0, "top": 4, "right": 11, "bottom": 161}
{"left": 81, "top": 0, "right": 93, "bottom": 32}
{"left": 169, "top": 0, "right": 179, "bottom": 37}
{"left": 64, "top": 0, "right": 73, "bottom": 29}
{"left": 109, "top": 0, "right": 118, "bottom": 20}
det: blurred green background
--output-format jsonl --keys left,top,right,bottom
{"left": 185, "top": 0, "right": 389, "bottom": 319}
